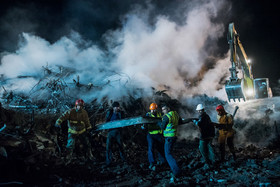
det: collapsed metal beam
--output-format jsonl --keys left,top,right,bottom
{"left": 95, "top": 116, "right": 161, "bottom": 131}
{"left": 95, "top": 116, "right": 198, "bottom": 131}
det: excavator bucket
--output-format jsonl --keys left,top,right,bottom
{"left": 225, "top": 79, "right": 246, "bottom": 102}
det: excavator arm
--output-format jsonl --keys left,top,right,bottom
{"left": 225, "top": 23, "right": 269, "bottom": 102}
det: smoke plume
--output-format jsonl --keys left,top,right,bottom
{"left": 2, "top": 0, "right": 278, "bottom": 146}
{"left": 0, "top": 0, "right": 230, "bottom": 102}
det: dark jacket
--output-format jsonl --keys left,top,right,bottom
{"left": 105, "top": 109, "right": 125, "bottom": 122}
{"left": 105, "top": 109, "right": 125, "bottom": 133}
{"left": 56, "top": 108, "right": 92, "bottom": 134}
{"left": 197, "top": 112, "right": 215, "bottom": 139}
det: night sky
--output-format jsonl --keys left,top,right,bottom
{"left": 0, "top": 0, "right": 279, "bottom": 95}
{"left": 228, "top": 0, "right": 280, "bottom": 90}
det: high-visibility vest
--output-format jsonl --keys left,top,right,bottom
{"left": 147, "top": 112, "right": 162, "bottom": 134}
{"left": 163, "top": 111, "right": 179, "bottom": 137}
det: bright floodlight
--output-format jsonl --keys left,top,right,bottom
{"left": 246, "top": 89, "right": 254, "bottom": 96}
{"left": 247, "top": 59, "right": 251, "bottom": 64}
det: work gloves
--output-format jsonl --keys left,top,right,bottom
{"left": 88, "top": 127, "right": 97, "bottom": 136}
{"left": 192, "top": 119, "right": 199, "bottom": 126}
{"left": 54, "top": 122, "right": 60, "bottom": 128}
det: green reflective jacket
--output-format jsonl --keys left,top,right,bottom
{"left": 163, "top": 111, "right": 180, "bottom": 137}
{"left": 146, "top": 111, "right": 162, "bottom": 134}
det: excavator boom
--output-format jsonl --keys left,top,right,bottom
{"left": 225, "top": 23, "right": 271, "bottom": 102}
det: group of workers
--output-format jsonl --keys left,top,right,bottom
{"left": 55, "top": 99, "right": 236, "bottom": 182}
{"left": 192, "top": 104, "right": 236, "bottom": 170}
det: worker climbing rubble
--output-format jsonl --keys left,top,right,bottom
{"left": 215, "top": 105, "right": 237, "bottom": 162}
{"left": 105, "top": 101, "right": 127, "bottom": 166}
{"left": 193, "top": 104, "right": 216, "bottom": 170}
{"left": 142, "top": 103, "right": 166, "bottom": 171}
{"left": 157, "top": 104, "right": 182, "bottom": 183}
{"left": 55, "top": 99, "right": 94, "bottom": 164}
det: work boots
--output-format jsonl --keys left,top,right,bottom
{"left": 149, "top": 163, "right": 156, "bottom": 171}
{"left": 169, "top": 172, "right": 177, "bottom": 184}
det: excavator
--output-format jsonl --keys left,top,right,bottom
{"left": 225, "top": 23, "right": 272, "bottom": 102}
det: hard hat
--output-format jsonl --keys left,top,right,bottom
{"left": 216, "top": 105, "right": 224, "bottom": 111}
{"left": 196, "top": 104, "right": 204, "bottom": 111}
{"left": 75, "top": 99, "right": 85, "bottom": 106}
{"left": 149, "top": 103, "right": 158, "bottom": 110}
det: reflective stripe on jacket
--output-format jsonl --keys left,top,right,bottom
{"left": 217, "top": 113, "right": 235, "bottom": 136}
{"left": 56, "top": 108, "right": 92, "bottom": 134}
{"left": 147, "top": 112, "right": 162, "bottom": 134}
{"left": 163, "top": 111, "right": 179, "bottom": 137}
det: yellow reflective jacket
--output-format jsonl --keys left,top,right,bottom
{"left": 56, "top": 108, "right": 92, "bottom": 134}
{"left": 163, "top": 111, "right": 180, "bottom": 137}
{"left": 146, "top": 112, "right": 162, "bottom": 135}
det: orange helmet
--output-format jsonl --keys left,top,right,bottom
{"left": 75, "top": 99, "right": 85, "bottom": 106}
{"left": 216, "top": 105, "right": 224, "bottom": 111}
{"left": 149, "top": 103, "right": 158, "bottom": 110}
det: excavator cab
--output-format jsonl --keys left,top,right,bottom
{"left": 254, "top": 78, "right": 270, "bottom": 99}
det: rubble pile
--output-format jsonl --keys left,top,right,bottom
{"left": 0, "top": 91, "right": 280, "bottom": 186}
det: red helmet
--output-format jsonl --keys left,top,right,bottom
{"left": 216, "top": 105, "right": 224, "bottom": 111}
{"left": 149, "top": 103, "right": 158, "bottom": 110}
{"left": 75, "top": 99, "right": 85, "bottom": 106}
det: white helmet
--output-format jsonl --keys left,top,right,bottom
{"left": 196, "top": 104, "right": 204, "bottom": 111}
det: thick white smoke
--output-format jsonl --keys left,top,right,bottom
{"left": 0, "top": 0, "right": 278, "bottom": 147}
{"left": 0, "top": 0, "right": 230, "bottom": 103}
{"left": 109, "top": 1, "right": 227, "bottom": 99}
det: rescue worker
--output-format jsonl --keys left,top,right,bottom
{"left": 144, "top": 103, "right": 165, "bottom": 171}
{"left": 193, "top": 104, "right": 215, "bottom": 169}
{"left": 105, "top": 101, "right": 126, "bottom": 166}
{"left": 215, "top": 105, "right": 236, "bottom": 162}
{"left": 55, "top": 99, "right": 93, "bottom": 162}
{"left": 158, "top": 104, "right": 182, "bottom": 183}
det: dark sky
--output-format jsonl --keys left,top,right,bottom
{"left": 228, "top": 0, "right": 280, "bottom": 89}
{"left": 0, "top": 0, "right": 279, "bottom": 89}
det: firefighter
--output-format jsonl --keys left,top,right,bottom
{"left": 158, "top": 104, "right": 182, "bottom": 183}
{"left": 215, "top": 105, "right": 236, "bottom": 162}
{"left": 55, "top": 99, "right": 93, "bottom": 163}
{"left": 105, "top": 101, "right": 126, "bottom": 166}
{"left": 193, "top": 104, "right": 215, "bottom": 169}
{"left": 143, "top": 103, "right": 165, "bottom": 171}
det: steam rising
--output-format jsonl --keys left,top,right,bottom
{"left": 1, "top": 0, "right": 279, "bottom": 146}
{"left": 0, "top": 0, "right": 229, "bottom": 101}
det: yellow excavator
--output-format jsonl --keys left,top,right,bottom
{"left": 225, "top": 23, "right": 272, "bottom": 102}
